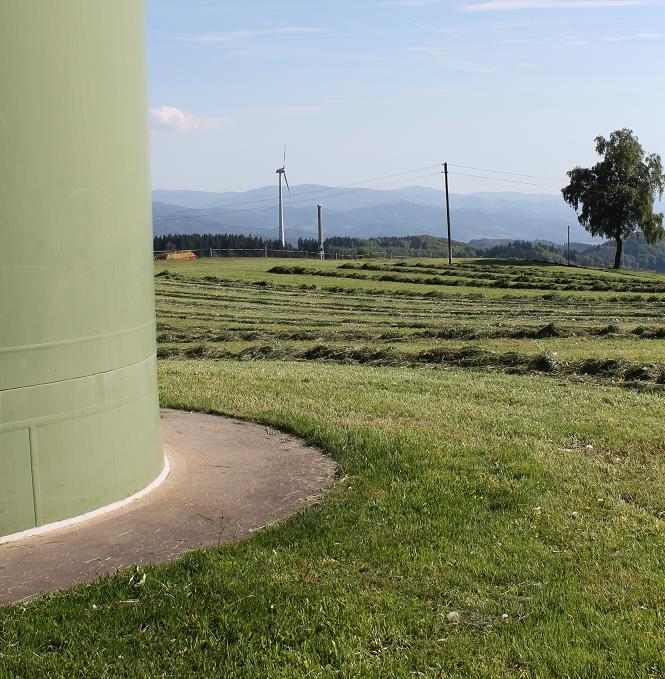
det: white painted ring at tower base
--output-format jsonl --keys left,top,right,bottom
{"left": 0, "top": 455, "right": 171, "bottom": 546}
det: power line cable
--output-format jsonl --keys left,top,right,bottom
{"left": 154, "top": 158, "right": 648, "bottom": 226}
{"left": 154, "top": 163, "right": 442, "bottom": 221}
{"left": 447, "top": 163, "right": 653, "bottom": 196}
{"left": 155, "top": 169, "right": 443, "bottom": 223}
{"left": 448, "top": 171, "right": 561, "bottom": 190}
{"left": 447, "top": 163, "right": 563, "bottom": 182}
{"left": 154, "top": 160, "right": 571, "bottom": 224}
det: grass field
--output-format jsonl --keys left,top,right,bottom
{"left": 1, "top": 257, "right": 664, "bottom": 677}
{"left": 155, "top": 258, "right": 665, "bottom": 384}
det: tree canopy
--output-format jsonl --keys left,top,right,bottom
{"left": 562, "top": 129, "right": 665, "bottom": 268}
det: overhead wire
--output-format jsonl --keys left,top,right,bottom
{"left": 154, "top": 158, "right": 640, "bottom": 226}
{"left": 447, "top": 163, "right": 564, "bottom": 182}
{"left": 154, "top": 168, "right": 443, "bottom": 223}
{"left": 447, "top": 170, "right": 562, "bottom": 190}
{"left": 154, "top": 163, "right": 442, "bottom": 222}
{"left": 447, "top": 167, "right": 633, "bottom": 198}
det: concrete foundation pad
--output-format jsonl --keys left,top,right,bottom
{"left": 0, "top": 409, "right": 337, "bottom": 606}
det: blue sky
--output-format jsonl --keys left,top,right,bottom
{"left": 147, "top": 0, "right": 665, "bottom": 195}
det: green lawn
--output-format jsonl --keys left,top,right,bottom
{"left": 1, "top": 258, "right": 664, "bottom": 677}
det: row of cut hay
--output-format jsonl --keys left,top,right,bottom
{"left": 341, "top": 261, "right": 665, "bottom": 290}
{"left": 268, "top": 264, "right": 665, "bottom": 294}
{"left": 156, "top": 321, "right": 665, "bottom": 345}
{"left": 156, "top": 270, "right": 665, "bottom": 308}
{"left": 156, "top": 341, "right": 665, "bottom": 386}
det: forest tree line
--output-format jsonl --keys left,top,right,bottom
{"left": 153, "top": 232, "right": 665, "bottom": 272}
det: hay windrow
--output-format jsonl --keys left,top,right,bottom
{"left": 155, "top": 259, "right": 665, "bottom": 388}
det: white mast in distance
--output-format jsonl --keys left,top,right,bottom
{"left": 317, "top": 204, "right": 324, "bottom": 260}
{"left": 276, "top": 145, "right": 291, "bottom": 247}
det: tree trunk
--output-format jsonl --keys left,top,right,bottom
{"left": 613, "top": 236, "right": 623, "bottom": 269}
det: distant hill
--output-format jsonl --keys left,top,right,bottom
{"left": 467, "top": 235, "right": 665, "bottom": 272}
{"left": 153, "top": 185, "right": 665, "bottom": 271}
{"left": 577, "top": 235, "right": 665, "bottom": 271}
{"left": 152, "top": 185, "right": 591, "bottom": 244}
{"left": 470, "top": 238, "right": 596, "bottom": 252}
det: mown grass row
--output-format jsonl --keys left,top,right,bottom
{"left": 269, "top": 264, "right": 665, "bottom": 293}
{"left": 153, "top": 260, "right": 665, "bottom": 386}
{"left": 157, "top": 321, "right": 665, "bottom": 344}
{"left": 156, "top": 268, "right": 665, "bottom": 306}
{"left": 156, "top": 341, "right": 665, "bottom": 387}
{"left": 155, "top": 275, "right": 665, "bottom": 325}
{"left": 344, "top": 260, "right": 661, "bottom": 288}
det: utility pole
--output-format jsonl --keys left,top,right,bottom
{"left": 317, "top": 204, "right": 324, "bottom": 260}
{"left": 443, "top": 162, "right": 452, "bottom": 265}
{"left": 567, "top": 225, "right": 571, "bottom": 266}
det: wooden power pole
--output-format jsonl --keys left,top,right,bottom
{"left": 443, "top": 162, "right": 452, "bottom": 265}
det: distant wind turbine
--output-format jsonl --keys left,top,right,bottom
{"left": 276, "top": 145, "right": 291, "bottom": 247}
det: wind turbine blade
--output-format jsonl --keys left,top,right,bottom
{"left": 283, "top": 144, "right": 287, "bottom": 167}
{"left": 284, "top": 172, "right": 291, "bottom": 196}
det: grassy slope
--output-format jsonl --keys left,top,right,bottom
{"left": 1, "top": 258, "right": 664, "bottom": 677}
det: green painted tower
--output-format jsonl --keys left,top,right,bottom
{"left": 0, "top": 1, "right": 163, "bottom": 539}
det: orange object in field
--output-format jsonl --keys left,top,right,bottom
{"left": 154, "top": 250, "right": 197, "bottom": 260}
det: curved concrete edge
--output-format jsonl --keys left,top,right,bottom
{"left": 0, "top": 410, "right": 338, "bottom": 606}
{"left": 0, "top": 454, "right": 171, "bottom": 547}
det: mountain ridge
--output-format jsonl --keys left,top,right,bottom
{"left": 151, "top": 185, "right": 616, "bottom": 244}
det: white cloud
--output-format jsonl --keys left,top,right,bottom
{"left": 382, "top": 0, "right": 440, "bottom": 5}
{"left": 604, "top": 31, "right": 665, "bottom": 41}
{"left": 498, "top": 36, "right": 539, "bottom": 43}
{"left": 193, "top": 27, "right": 325, "bottom": 44}
{"left": 406, "top": 47, "right": 499, "bottom": 71}
{"left": 498, "top": 29, "right": 665, "bottom": 44}
{"left": 283, "top": 97, "right": 362, "bottom": 115}
{"left": 405, "top": 46, "right": 448, "bottom": 54}
{"left": 561, "top": 30, "right": 665, "bottom": 44}
{"left": 463, "top": 0, "right": 660, "bottom": 10}
{"left": 150, "top": 106, "right": 230, "bottom": 132}
{"left": 417, "top": 25, "right": 469, "bottom": 35}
